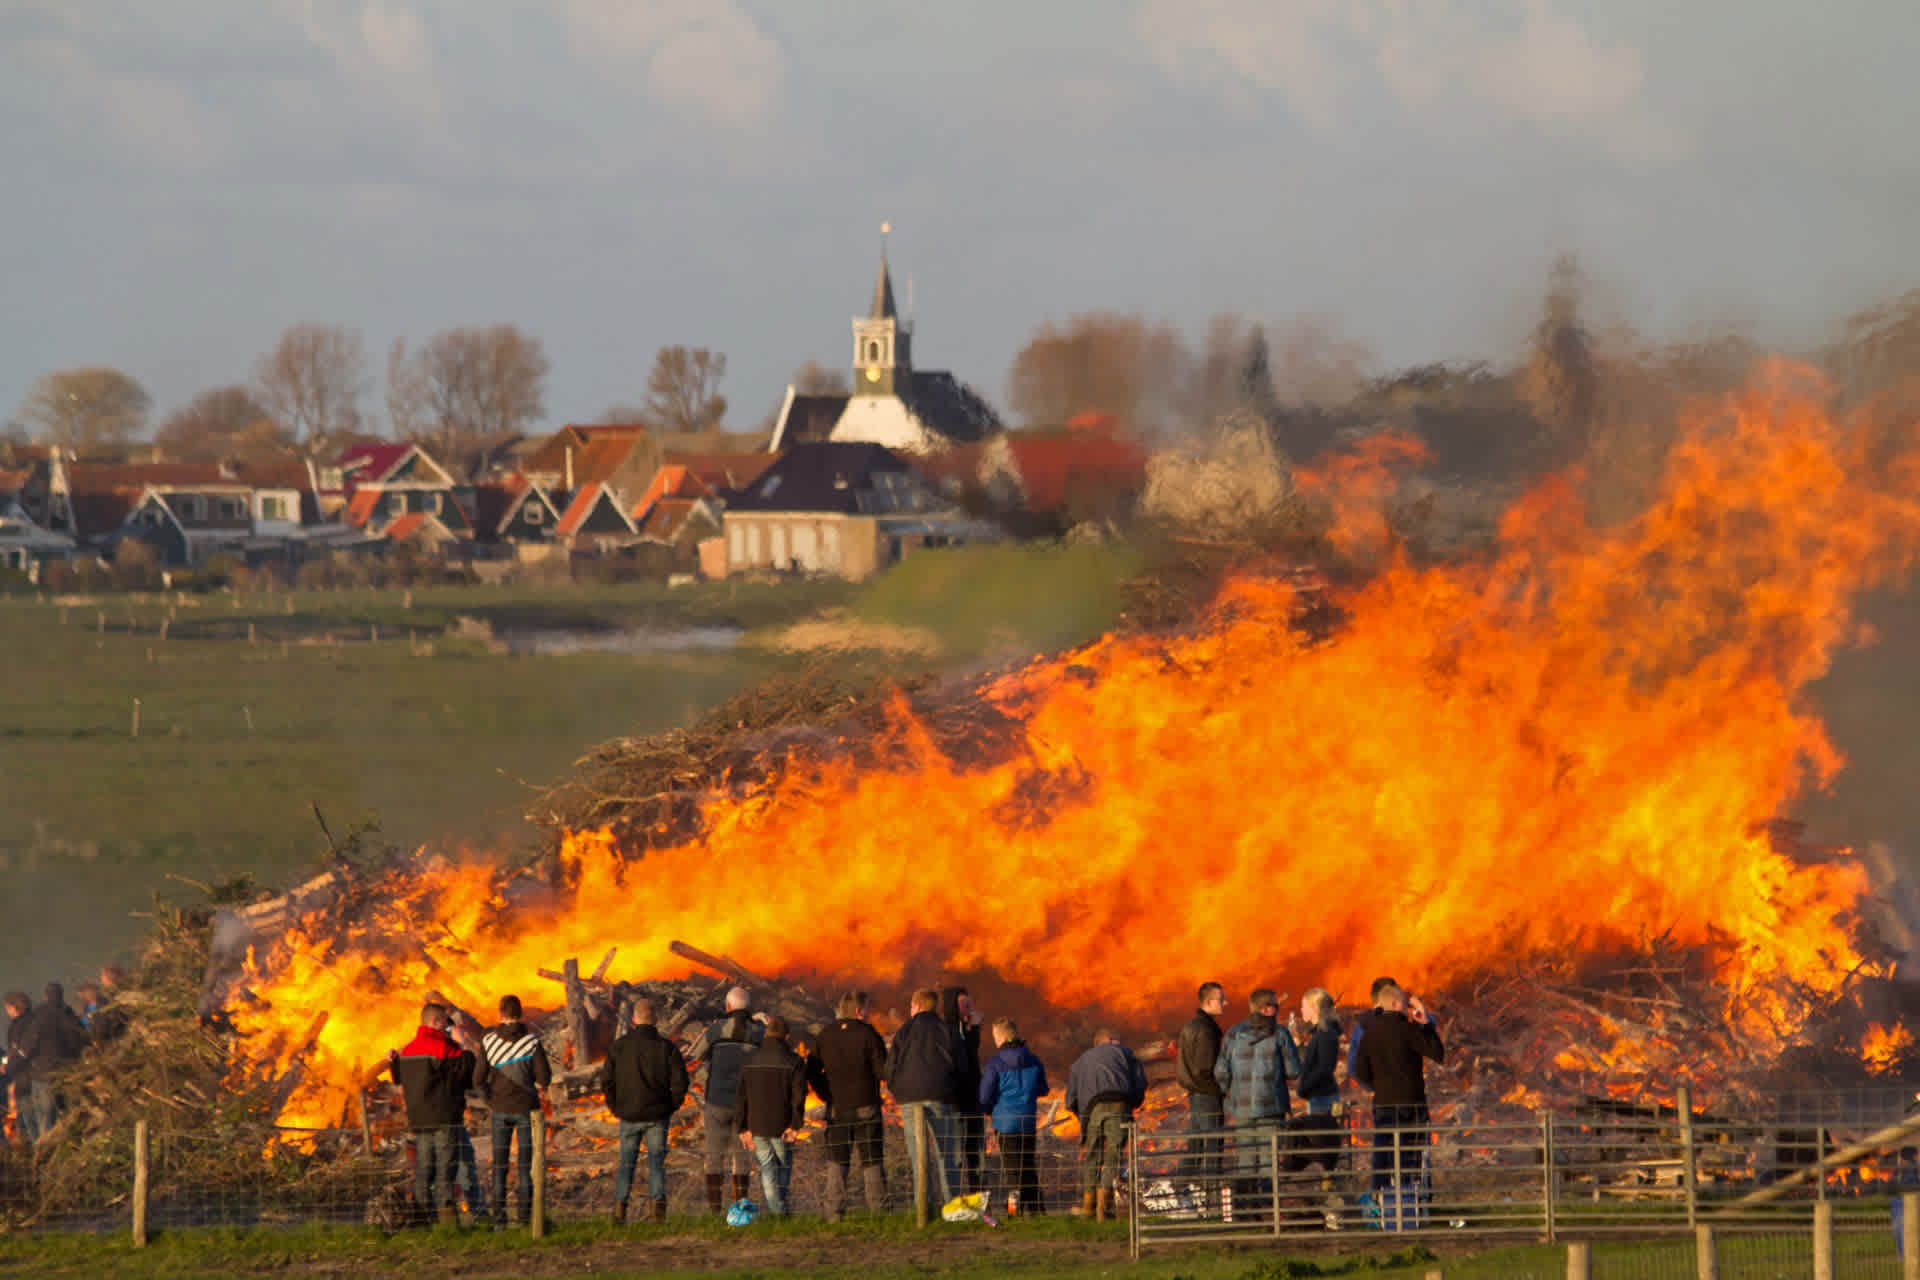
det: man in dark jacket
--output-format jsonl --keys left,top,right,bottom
{"left": 979, "top": 1016, "right": 1049, "bottom": 1218}
{"left": 473, "top": 994, "right": 553, "bottom": 1225}
{"left": 1215, "top": 987, "right": 1303, "bottom": 1219}
{"left": 696, "top": 987, "right": 763, "bottom": 1213}
{"left": 1177, "top": 982, "right": 1228, "bottom": 1195}
{"left": 1352, "top": 983, "right": 1444, "bottom": 1188}
{"left": 2, "top": 992, "right": 31, "bottom": 1145}
{"left": 601, "top": 997, "right": 689, "bottom": 1223}
{"left": 1345, "top": 976, "right": 1398, "bottom": 1084}
{"left": 16, "top": 983, "right": 86, "bottom": 1144}
{"left": 940, "top": 985, "right": 986, "bottom": 1194}
{"left": 734, "top": 1015, "right": 807, "bottom": 1217}
{"left": 807, "top": 990, "right": 889, "bottom": 1220}
{"left": 1063, "top": 1030, "right": 1148, "bottom": 1221}
{"left": 388, "top": 1002, "right": 476, "bottom": 1226}
{"left": 887, "top": 987, "right": 962, "bottom": 1221}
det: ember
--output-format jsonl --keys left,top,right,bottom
{"left": 233, "top": 364, "right": 1920, "bottom": 1129}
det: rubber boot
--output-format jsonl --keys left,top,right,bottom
{"left": 1075, "top": 1190, "right": 1096, "bottom": 1218}
{"left": 1096, "top": 1188, "right": 1113, "bottom": 1222}
{"left": 730, "top": 1173, "right": 751, "bottom": 1206}
{"left": 705, "top": 1173, "right": 725, "bottom": 1215}
{"left": 650, "top": 1197, "right": 667, "bottom": 1223}
{"left": 438, "top": 1203, "right": 459, "bottom": 1228}
{"left": 823, "top": 1162, "right": 847, "bottom": 1223}
{"left": 862, "top": 1164, "right": 888, "bottom": 1214}
{"left": 611, "top": 1198, "right": 627, "bottom": 1226}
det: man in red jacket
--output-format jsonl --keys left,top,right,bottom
{"left": 388, "top": 1002, "right": 476, "bottom": 1226}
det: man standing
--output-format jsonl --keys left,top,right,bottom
{"left": 1351, "top": 983, "right": 1444, "bottom": 1190}
{"left": 807, "top": 990, "right": 890, "bottom": 1221}
{"left": 1063, "top": 1030, "right": 1148, "bottom": 1222}
{"left": 697, "top": 987, "right": 764, "bottom": 1214}
{"left": 601, "top": 997, "right": 689, "bottom": 1224}
{"left": 1177, "top": 982, "right": 1228, "bottom": 1198}
{"left": 2, "top": 992, "right": 31, "bottom": 1145}
{"left": 735, "top": 1015, "right": 808, "bottom": 1218}
{"left": 17, "top": 983, "right": 86, "bottom": 1142}
{"left": 1214, "top": 988, "right": 1303, "bottom": 1219}
{"left": 941, "top": 985, "right": 986, "bottom": 1194}
{"left": 1345, "top": 977, "right": 1398, "bottom": 1086}
{"left": 473, "top": 994, "right": 553, "bottom": 1226}
{"left": 979, "top": 1017, "right": 1049, "bottom": 1218}
{"left": 388, "top": 1002, "right": 476, "bottom": 1227}
{"left": 888, "top": 987, "right": 963, "bottom": 1222}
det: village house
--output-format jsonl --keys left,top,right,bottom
{"left": 325, "top": 442, "right": 473, "bottom": 543}
{"left": 0, "top": 467, "right": 75, "bottom": 575}
{"left": 768, "top": 234, "right": 1001, "bottom": 454}
{"left": 713, "top": 441, "right": 1000, "bottom": 580}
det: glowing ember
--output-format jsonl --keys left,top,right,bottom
{"left": 1861, "top": 1023, "right": 1914, "bottom": 1074}
{"left": 236, "top": 363, "right": 1920, "bottom": 1128}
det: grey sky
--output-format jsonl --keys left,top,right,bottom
{"left": 2, "top": 1, "right": 1914, "bottom": 437}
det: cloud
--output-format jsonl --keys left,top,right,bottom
{"left": 563, "top": 0, "right": 784, "bottom": 133}
{"left": 1135, "top": 0, "right": 1670, "bottom": 160}
{"left": 286, "top": 0, "right": 442, "bottom": 121}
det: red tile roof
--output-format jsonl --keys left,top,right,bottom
{"left": 996, "top": 425, "right": 1149, "bottom": 514}
{"left": 554, "top": 483, "right": 634, "bottom": 537}
{"left": 66, "top": 462, "right": 234, "bottom": 492}
{"left": 335, "top": 442, "right": 411, "bottom": 484}
{"left": 660, "top": 450, "right": 776, "bottom": 494}
{"left": 634, "top": 496, "right": 713, "bottom": 540}
{"left": 345, "top": 490, "right": 383, "bottom": 530}
{"left": 384, "top": 512, "right": 434, "bottom": 541}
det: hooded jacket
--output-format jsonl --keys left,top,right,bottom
{"left": 1177, "top": 1008, "right": 1225, "bottom": 1097}
{"left": 734, "top": 1035, "right": 808, "bottom": 1137}
{"left": 391, "top": 1023, "right": 474, "bottom": 1130}
{"left": 474, "top": 1019, "right": 553, "bottom": 1116}
{"left": 601, "top": 1023, "right": 689, "bottom": 1124}
{"left": 887, "top": 1009, "right": 961, "bottom": 1106}
{"left": 1296, "top": 1016, "right": 1343, "bottom": 1104}
{"left": 979, "top": 1041, "right": 1050, "bottom": 1134}
{"left": 807, "top": 1015, "right": 888, "bottom": 1116}
{"left": 699, "top": 1009, "right": 764, "bottom": 1110}
{"left": 1214, "top": 1013, "right": 1302, "bottom": 1125}
{"left": 1063, "top": 1041, "right": 1148, "bottom": 1120}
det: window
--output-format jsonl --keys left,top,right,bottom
{"left": 866, "top": 339, "right": 882, "bottom": 364}
{"left": 387, "top": 492, "right": 406, "bottom": 515}
{"left": 425, "top": 492, "right": 443, "bottom": 515}
{"left": 177, "top": 494, "right": 205, "bottom": 522}
{"left": 524, "top": 501, "right": 544, "bottom": 525}
{"left": 758, "top": 474, "right": 783, "bottom": 500}
{"left": 217, "top": 497, "right": 244, "bottom": 521}
{"left": 259, "top": 495, "right": 288, "bottom": 522}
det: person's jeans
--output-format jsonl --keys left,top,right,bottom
{"left": 899, "top": 1101, "right": 958, "bottom": 1216}
{"left": 703, "top": 1103, "right": 752, "bottom": 1175}
{"left": 413, "top": 1127, "right": 457, "bottom": 1212}
{"left": 1082, "top": 1100, "right": 1131, "bottom": 1194}
{"left": 452, "top": 1125, "right": 486, "bottom": 1218}
{"left": 490, "top": 1111, "right": 534, "bottom": 1219}
{"left": 752, "top": 1135, "right": 793, "bottom": 1216}
{"left": 25, "top": 1081, "right": 57, "bottom": 1142}
{"left": 1370, "top": 1103, "right": 1430, "bottom": 1188}
{"left": 1182, "top": 1093, "right": 1225, "bottom": 1186}
{"left": 1306, "top": 1094, "right": 1338, "bottom": 1117}
{"left": 615, "top": 1119, "right": 669, "bottom": 1207}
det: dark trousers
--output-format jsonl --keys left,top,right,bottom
{"left": 1370, "top": 1103, "right": 1430, "bottom": 1188}
{"left": 1183, "top": 1093, "right": 1225, "bottom": 1185}
{"left": 994, "top": 1128, "right": 1043, "bottom": 1212}
{"left": 825, "top": 1108, "right": 885, "bottom": 1172}
{"left": 490, "top": 1111, "right": 533, "bottom": 1219}
{"left": 955, "top": 1111, "right": 987, "bottom": 1193}
{"left": 412, "top": 1127, "right": 457, "bottom": 1211}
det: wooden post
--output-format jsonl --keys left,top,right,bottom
{"left": 912, "top": 1106, "right": 931, "bottom": 1228}
{"left": 130, "top": 697, "right": 141, "bottom": 739}
{"left": 358, "top": 1090, "right": 374, "bottom": 1156}
{"left": 1566, "top": 1241, "right": 1591, "bottom": 1280}
{"left": 97, "top": 609, "right": 105, "bottom": 633}
{"left": 1814, "top": 1124, "right": 1828, "bottom": 1202}
{"left": 132, "top": 1118, "right": 149, "bottom": 1247}
{"left": 1696, "top": 1224, "right": 1718, "bottom": 1280}
{"left": 370, "top": 623, "right": 378, "bottom": 644}
{"left": 1903, "top": 1192, "right": 1919, "bottom": 1280}
{"left": 1128, "top": 1120, "right": 1141, "bottom": 1261}
{"left": 159, "top": 617, "right": 169, "bottom": 642}
{"left": 248, "top": 622, "right": 256, "bottom": 645}
{"left": 1270, "top": 1127, "right": 1283, "bottom": 1237}
{"left": 531, "top": 1110, "right": 548, "bottom": 1239}
{"left": 1542, "top": 1110, "right": 1557, "bottom": 1243}
{"left": 1812, "top": 1199, "right": 1833, "bottom": 1280}
{"left": 1677, "top": 1085, "right": 1698, "bottom": 1229}
{"left": 243, "top": 706, "right": 254, "bottom": 734}
{"left": 563, "top": 958, "right": 588, "bottom": 1071}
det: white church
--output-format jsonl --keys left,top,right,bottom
{"left": 768, "top": 232, "right": 1001, "bottom": 454}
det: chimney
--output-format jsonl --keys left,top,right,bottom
{"left": 565, "top": 444, "right": 574, "bottom": 493}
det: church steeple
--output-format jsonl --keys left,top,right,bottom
{"left": 853, "top": 222, "right": 910, "bottom": 396}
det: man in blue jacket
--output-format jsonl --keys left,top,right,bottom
{"left": 1064, "top": 1030, "right": 1147, "bottom": 1221}
{"left": 979, "top": 1017, "right": 1050, "bottom": 1218}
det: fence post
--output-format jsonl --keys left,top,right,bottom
{"left": 1695, "top": 1224, "right": 1718, "bottom": 1280}
{"left": 1270, "top": 1128, "right": 1283, "bottom": 1238}
{"left": 1677, "top": 1085, "right": 1698, "bottom": 1229}
{"left": 1128, "top": 1122, "right": 1141, "bottom": 1261}
{"left": 1566, "top": 1241, "right": 1591, "bottom": 1280}
{"left": 1542, "top": 1110, "right": 1557, "bottom": 1244}
{"left": 1812, "top": 1199, "right": 1833, "bottom": 1280}
{"left": 358, "top": 1090, "right": 374, "bottom": 1156}
{"left": 132, "top": 1119, "right": 149, "bottom": 1248}
{"left": 1815, "top": 1122, "right": 1828, "bottom": 1203}
{"left": 530, "top": 1110, "right": 547, "bottom": 1239}
{"left": 1905, "top": 1193, "right": 1920, "bottom": 1280}
{"left": 912, "top": 1107, "right": 930, "bottom": 1228}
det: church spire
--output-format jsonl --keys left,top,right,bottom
{"left": 871, "top": 221, "right": 897, "bottom": 319}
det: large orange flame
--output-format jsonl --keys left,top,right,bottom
{"left": 239, "top": 364, "right": 1920, "bottom": 1128}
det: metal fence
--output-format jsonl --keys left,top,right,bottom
{"left": 1127, "top": 1085, "right": 1920, "bottom": 1274}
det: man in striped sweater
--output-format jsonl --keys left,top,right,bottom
{"left": 473, "top": 995, "right": 553, "bottom": 1226}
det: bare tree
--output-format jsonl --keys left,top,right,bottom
{"left": 154, "top": 385, "right": 293, "bottom": 462}
{"left": 385, "top": 338, "right": 430, "bottom": 441}
{"left": 790, "top": 360, "right": 849, "bottom": 396}
{"left": 596, "top": 404, "right": 651, "bottom": 424}
{"left": 396, "top": 325, "right": 549, "bottom": 460}
{"left": 1007, "top": 312, "right": 1189, "bottom": 433}
{"left": 16, "top": 366, "right": 150, "bottom": 455}
{"left": 644, "top": 345, "right": 728, "bottom": 433}
{"left": 254, "top": 324, "right": 366, "bottom": 454}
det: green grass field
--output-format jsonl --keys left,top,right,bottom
{"left": 0, "top": 544, "right": 1144, "bottom": 996}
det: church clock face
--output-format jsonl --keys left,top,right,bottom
{"left": 864, "top": 367, "right": 882, "bottom": 383}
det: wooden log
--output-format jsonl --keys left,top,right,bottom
{"left": 564, "top": 959, "right": 589, "bottom": 1071}
{"left": 1722, "top": 1112, "right": 1920, "bottom": 1209}
{"left": 132, "top": 1119, "right": 149, "bottom": 1248}
{"left": 589, "top": 948, "right": 617, "bottom": 982}
{"left": 669, "top": 940, "right": 762, "bottom": 986}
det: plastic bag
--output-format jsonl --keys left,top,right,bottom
{"left": 725, "top": 1198, "right": 759, "bottom": 1227}
{"left": 941, "top": 1192, "right": 986, "bottom": 1222}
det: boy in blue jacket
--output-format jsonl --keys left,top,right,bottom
{"left": 979, "top": 1017, "right": 1050, "bottom": 1218}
